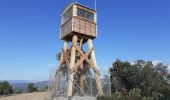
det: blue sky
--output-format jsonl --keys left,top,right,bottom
{"left": 0, "top": 0, "right": 170, "bottom": 80}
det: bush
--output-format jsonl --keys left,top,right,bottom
{"left": 98, "top": 88, "right": 143, "bottom": 100}
{"left": 0, "top": 81, "right": 13, "bottom": 95}
{"left": 27, "top": 83, "right": 37, "bottom": 93}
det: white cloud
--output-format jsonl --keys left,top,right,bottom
{"left": 48, "top": 64, "right": 56, "bottom": 67}
{"left": 98, "top": 66, "right": 111, "bottom": 77}
{"left": 168, "top": 65, "right": 170, "bottom": 73}
{"left": 152, "top": 60, "right": 170, "bottom": 73}
{"left": 152, "top": 60, "right": 161, "bottom": 66}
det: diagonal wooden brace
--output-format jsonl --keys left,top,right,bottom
{"left": 56, "top": 48, "right": 71, "bottom": 76}
{"left": 62, "top": 49, "right": 71, "bottom": 72}
{"left": 60, "top": 48, "right": 71, "bottom": 65}
{"left": 72, "top": 44, "right": 100, "bottom": 75}
{"left": 84, "top": 57, "right": 100, "bottom": 76}
{"left": 55, "top": 48, "right": 71, "bottom": 76}
{"left": 71, "top": 47, "right": 94, "bottom": 73}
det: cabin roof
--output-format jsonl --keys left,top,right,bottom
{"left": 73, "top": 3, "right": 96, "bottom": 12}
{"left": 62, "top": 3, "right": 96, "bottom": 15}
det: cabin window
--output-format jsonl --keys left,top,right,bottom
{"left": 62, "top": 7, "right": 73, "bottom": 24}
{"left": 77, "top": 8, "right": 94, "bottom": 21}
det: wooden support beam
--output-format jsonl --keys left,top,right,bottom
{"left": 79, "top": 63, "right": 84, "bottom": 96}
{"left": 84, "top": 57, "right": 100, "bottom": 75}
{"left": 62, "top": 49, "right": 71, "bottom": 72}
{"left": 73, "top": 55, "right": 84, "bottom": 74}
{"left": 78, "top": 38, "right": 84, "bottom": 96}
{"left": 54, "top": 41, "right": 68, "bottom": 97}
{"left": 80, "top": 72, "right": 84, "bottom": 96}
{"left": 60, "top": 41, "right": 69, "bottom": 64}
{"left": 71, "top": 45, "right": 100, "bottom": 75}
{"left": 79, "top": 38, "right": 83, "bottom": 48}
{"left": 74, "top": 45, "right": 100, "bottom": 75}
{"left": 87, "top": 39, "right": 104, "bottom": 96}
{"left": 60, "top": 47, "right": 71, "bottom": 65}
{"left": 71, "top": 45, "right": 84, "bottom": 73}
{"left": 67, "top": 35, "right": 78, "bottom": 97}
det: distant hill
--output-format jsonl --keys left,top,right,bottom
{"left": 4, "top": 80, "right": 48, "bottom": 93}
{"left": 7, "top": 80, "right": 46, "bottom": 84}
{"left": 12, "top": 82, "right": 29, "bottom": 92}
{"left": 35, "top": 81, "right": 49, "bottom": 89}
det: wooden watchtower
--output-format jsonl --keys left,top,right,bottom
{"left": 55, "top": 3, "right": 103, "bottom": 98}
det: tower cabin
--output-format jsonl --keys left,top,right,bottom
{"left": 60, "top": 3, "right": 97, "bottom": 42}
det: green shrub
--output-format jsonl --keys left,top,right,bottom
{"left": 27, "top": 83, "right": 37, "bottom": 93}
{"left": 0, "top": 81, "right": 13, "bottom": 95}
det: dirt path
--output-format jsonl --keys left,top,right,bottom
{"left": 0, "top": 92, "right": 49, "bottom": 100}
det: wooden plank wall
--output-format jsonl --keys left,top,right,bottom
{"left": 61, "top": 17, "right": 96, "bottom": 39}
{"left": 61, "top": 19, "right": 72, "bottom": 39}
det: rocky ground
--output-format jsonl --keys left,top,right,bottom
{"left": 0, "top": 92, "right": 49, "bottom": 100}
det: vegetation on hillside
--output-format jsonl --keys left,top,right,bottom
{"left": 39, "top": 85, "right": 48, "bottom": 92}
{"left": 0, "top": 81, "right": 13, "bottom": 95}
{"left": 98, "top": 59, "right": 170, "bottom": 100}
{"left": 0, "top": 81, "right": 48, "bottom": 95}
{"left": 27, "top": 83, "right": 38, "bottom": 93}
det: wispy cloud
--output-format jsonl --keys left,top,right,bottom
{"left": 98, "top": 66, "right": 110, "bottom": 77}
{"left": 152, "top": 60, "right": 170, "bottom": 73}
{"left": 152, "top": 60, "right": 161, "bottom": 65}
{"left": 48, "top": 64, "right": 56, "bottom": 68}
{"left": 168, "top": 65, "right": 170, "bottom": 73}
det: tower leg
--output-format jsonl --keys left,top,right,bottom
{"left": 60, "top": 41, "right": 69, "bottom": 65}
{"left": 67, "top": 35, "right": 78, "bottom": 97}
{"left": 54, "top": 41, "right": 68, "bottom": 97}
{"left": 80, "top": 63, "right": 84, "bottom": 96}
{"left": 78, "top": 38, "right": 84, "bottom": 96}
{"left": 87, "top": 39, "right": 104, "bottom": 96}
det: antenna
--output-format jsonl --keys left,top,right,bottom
{"left": 95, "top": 0, "right": 97, "bottom": 11}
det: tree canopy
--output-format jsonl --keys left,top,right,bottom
{"left": 108, "top": 59, "right": 170, "bottom": 100}
{"left": 0, "top": 81, "right": 13, "bottom": 95}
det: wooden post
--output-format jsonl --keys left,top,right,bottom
{"left": 54, "top": 41, "right": 68, "bottom": 96}
{"left": 79, "top": 38, "right": 84, "bottom": 96}
{"left": 87, "top": 39, "right": 104, "bottom": 96}
{"left": 67, "top": 35, "right": 78, "bottom": 97}
{"left": 80, "top": 70, "right": 84, "bottom": 96}
{"left": 80, "top": 50, "right": 84, "bottom": 96}
{"left": 79, "top": 55, "right": 84, "bottom": 96}
{"left": 60, "top": 41, "right": 69, "bottom": 64}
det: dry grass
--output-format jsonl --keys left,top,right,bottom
{"left": 0, "top": 92, "right": 49, "bottom": 100}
